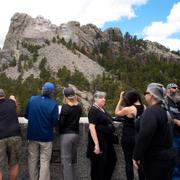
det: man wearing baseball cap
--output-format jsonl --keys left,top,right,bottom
{"left": 25, "top": 82, "right": 59, "bottom": 180}
{"left": 166, "top": 83, "right": 180, "bottom": 180}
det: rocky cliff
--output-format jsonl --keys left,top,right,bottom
{"left": 2, "top": 13, "right": 107, "bottom": 81}
{"left": 2, "top": 13, "right": 180, "bottom": 66}
{"left": 3, "top": 13, "right": 123, "bottom": 55}
{"left": 1, "top": 12, "right": 180, "bottom": 84}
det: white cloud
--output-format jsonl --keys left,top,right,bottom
{"left": 143, "top": 2, "right": 180, "bottom": 51}
{"left": 0, "top": 0, "right": 147, "bottom": 48}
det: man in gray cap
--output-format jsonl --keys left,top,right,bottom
{"left": 166, "top": 83, "right": 180, "bottom": 180}
{"left": 25, "top": 82, "right": 59, "bottom": 180}
{"left": 0, "top": 89, "right": 22, "bottom": 180}
{"left": 133, "top": 83, "right": 177, "bottom": 180}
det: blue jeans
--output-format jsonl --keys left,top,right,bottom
{"left": 172, "top": 135, "right": 180, "bottom": 180}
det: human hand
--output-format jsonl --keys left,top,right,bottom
{"left": 93, "top": 144, "right": 102, "bottom": 155}
{"left": 133, "top": 159, "right": 140, "bottom": 169}
{"left": 120, "top": 91, "right": 124, "bottom": 98}
{"left": 174, "top": 119, "right": 180, "bottom": 126}
{"left": 9, "top": 95, "right": 16, "bottom": 102}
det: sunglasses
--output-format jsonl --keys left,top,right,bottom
{"left": 144, "top": 91, "right": 150, "bottom": 96}
{"left": 171, "top": 87, "right": 178, "bottom": 89}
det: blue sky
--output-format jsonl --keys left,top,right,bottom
{"left": 102, "top": 0, "right": 180, "bottom": 50}
{"left": 0, "top": 0, "right": 180, "bottom": 50}
{"left": 103, "top": 0, "right": 179, "bottom": 37}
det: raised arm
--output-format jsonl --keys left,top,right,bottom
{"left": 115, "top": 91, "right": 125, "bottom": 116}
{"left": 115, "top": 92, "right": 136, "bottom": 117}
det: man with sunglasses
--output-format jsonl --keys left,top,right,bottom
{"left": 133, "top": 83, "right": 177, "bottom": 180}
{"left": 166, "top": 83, "right": 180, "bottom": 180}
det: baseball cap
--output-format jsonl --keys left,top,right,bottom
{"left": 166, "top": 83, "right": 178, "bottom": 89}
{"left": 0, "top": 89, "right": 5, "bottom": 97}
{"left": 63, "top": 87, "right": 75, "bottom": 99}
{"left": 42, "top": 82, "right": 55, "bottom": 92}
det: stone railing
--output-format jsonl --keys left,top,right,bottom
{"left": 3, "top": 117, "right": 139, "bottom": 180}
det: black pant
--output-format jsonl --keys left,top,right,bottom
{"left": 90, "top": 144, "right": 117, "bottom": 180}
{"left": 143, "top": 159, "right": 175, "bottom": 180}
{"left": 121, "top": 135, "right": 145, "bottom": 180}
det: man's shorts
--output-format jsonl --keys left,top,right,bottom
{"left": 0, "top": 136, "right": 22, "bottom": 169}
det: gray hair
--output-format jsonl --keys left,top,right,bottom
{"left": 147, "top": 83, "right": 166, "bottom": 103}
{"left": 93, "top": 91, "right": 106, "bottom": 101}
{"left": 147, "top": 83, "right": 173, "bottom": 123}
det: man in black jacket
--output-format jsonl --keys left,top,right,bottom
{"left": 133, "top": 83, "right": 177, "bottom": 180}
{"left": 0, "top": 89, "right": 22, "bottom": 180}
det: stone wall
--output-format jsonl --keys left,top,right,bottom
{"left": 2, "top": 118, "right": 139, "bottom": 180}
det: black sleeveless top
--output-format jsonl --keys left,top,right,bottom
{"left": 122, "top": 104, "right": 144, "bottom": 136}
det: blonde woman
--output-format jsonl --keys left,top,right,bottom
{"left": 59, "top": 87, "right": 82, "bottom": 180}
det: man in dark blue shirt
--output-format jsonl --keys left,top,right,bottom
{"left": 25, "top": 82, "right": 59, "bottom": 180}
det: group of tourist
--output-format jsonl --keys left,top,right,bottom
{"left": 0, "top": 81, "right": 180, "bottom": 180}
{"left": 0, "top": 82, "right": 82, "bottom": 180}
{"left": 87, "top": 82, "right": 180, "bottom": 180}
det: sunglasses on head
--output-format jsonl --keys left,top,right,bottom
{"left": 144, "top": 91, "right": 150, "bottom": 96}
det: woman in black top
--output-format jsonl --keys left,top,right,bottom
{"left": 115, "top": 89, "right": 145, "bottom": 180}
{"left": 59, "top": 87, "right": 82, "bottom": 180}
{"left": 87, "top": 91, "right": 117, "bottom": 180}
{"left": 133, "top": 83, "right": 177, "bottom": 180}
